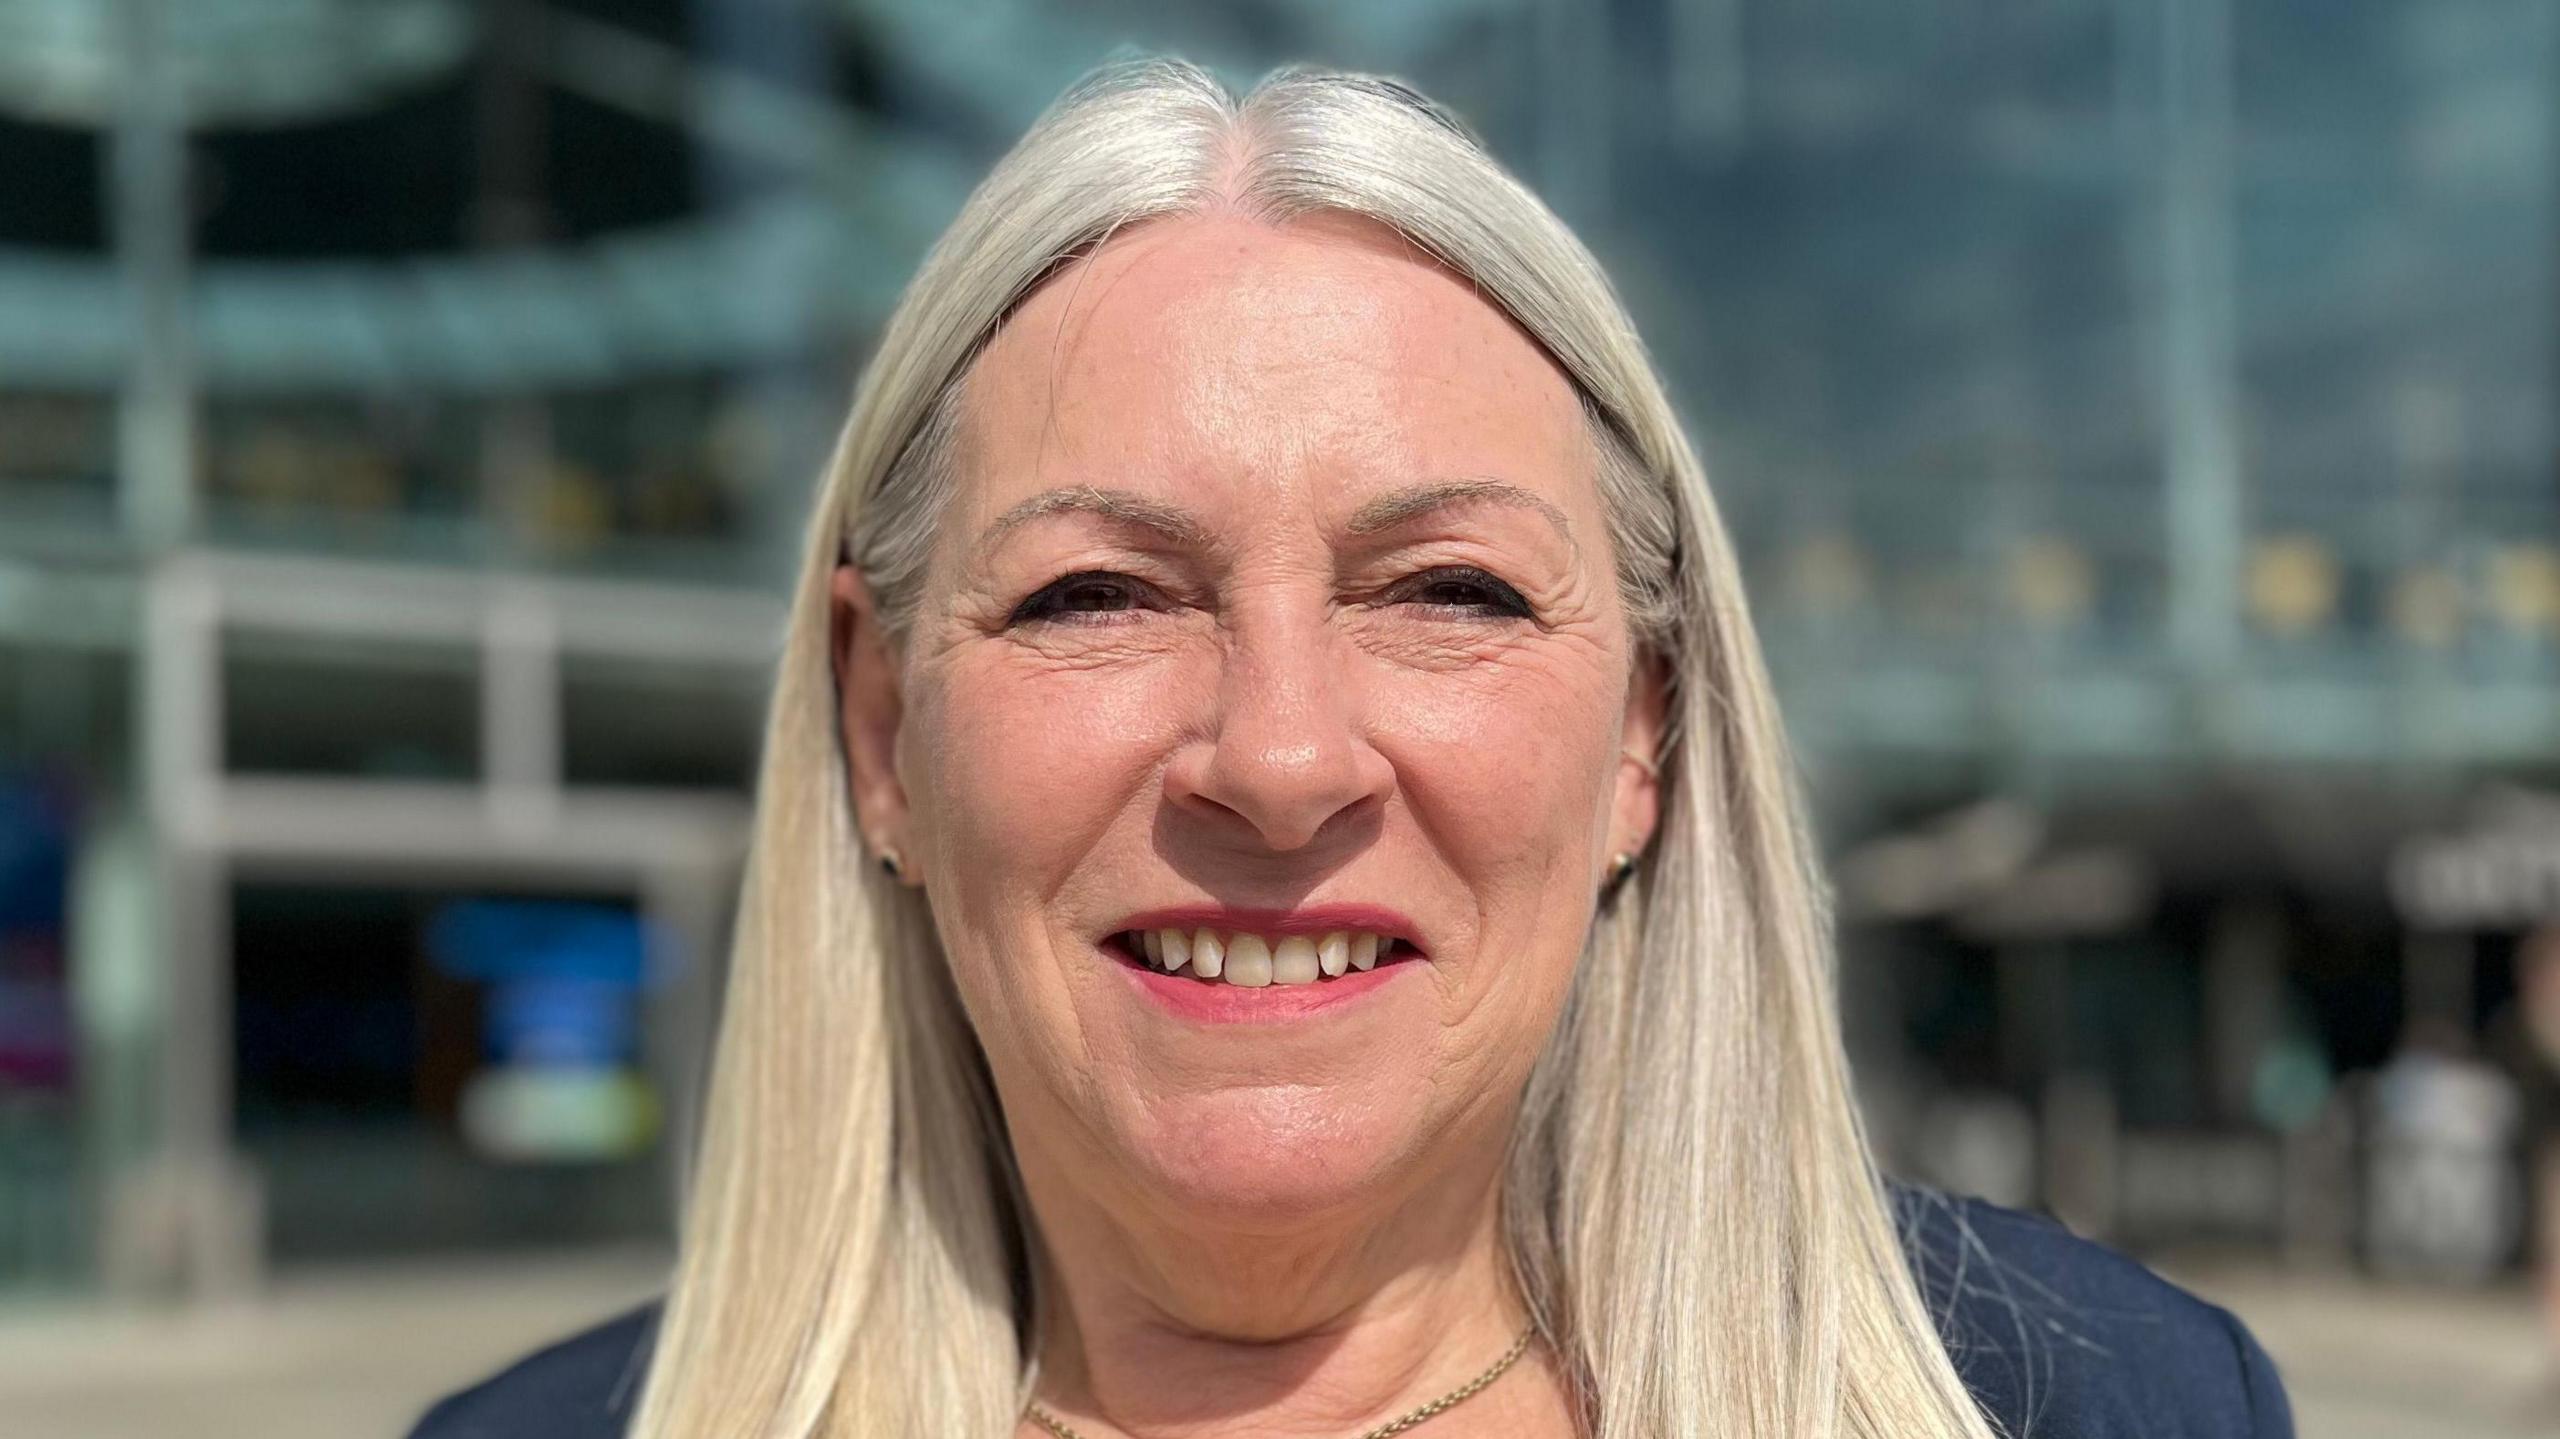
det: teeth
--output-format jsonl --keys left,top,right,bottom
{"left": 1224, "top": 934, "right": 1273, "bottom": 987}
{"left": 1127, "top": 927, "right": 1406, "bottom": 987}
{"left": 1270, "top": 936, "right": 1319, "bottom": 984}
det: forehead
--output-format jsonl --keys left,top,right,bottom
{"left": 950, "top": 210, "right": 1596, "bottom": 535}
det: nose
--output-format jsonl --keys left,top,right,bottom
{"left": 1163, "top": 604, "right": 1394, "bottom": 853}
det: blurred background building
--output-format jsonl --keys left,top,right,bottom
{"left": 3, "top": 0, "right": 2558, "bottom": 1432}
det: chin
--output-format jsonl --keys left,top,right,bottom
{"left": 1121, "top": 1085, "right": 1423, "bottom": 1225}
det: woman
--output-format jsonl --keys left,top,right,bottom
{"left": 413, "top": 61, "right": 2292, "bottom": 1438}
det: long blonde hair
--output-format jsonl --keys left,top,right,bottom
{"left": 629, "top": 59, "right": 1998, "bottom": 1439}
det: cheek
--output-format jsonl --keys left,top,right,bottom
{"left": 906, "top": 650, "right": 1177, "bottom": 870}
{"left": 1377, "top": 649, "right": 1623, "bottom": 1048}
{"left": 899, "top": 651, "right": 1184, "bottom": 1063}
{"left": 1378, "top": 650, "right": 1623, "bottom": 867}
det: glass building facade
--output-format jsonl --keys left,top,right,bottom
{"left": 4, "top": 0, "right": 2557, "bottom": 1295}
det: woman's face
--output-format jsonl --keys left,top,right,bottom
{"left": 836, "top": 211, "right": 1664, "bottom": 1228}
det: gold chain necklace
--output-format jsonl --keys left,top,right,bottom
{"left": 1023, "top": 1324, "right": 1537, "bottom": 1439}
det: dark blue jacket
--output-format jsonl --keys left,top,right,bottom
{"left": 408, "top": 1189, "right": 2294, "bottom": 1437}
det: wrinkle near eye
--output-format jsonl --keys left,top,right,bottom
{"left": 998, "top": 605, "right": 1211, "bottom": 671}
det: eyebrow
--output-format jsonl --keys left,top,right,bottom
{"left": 974, "top": 478, "right": 1575, "bottom": 559}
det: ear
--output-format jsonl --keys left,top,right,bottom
{"left": 829, "top": 559, "right": 917, "bottom": 884}
{"left": 1612, "top": 648, "right": 1670, "bottom": 861}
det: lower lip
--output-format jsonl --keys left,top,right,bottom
{"left": 1106, "top": 942, "right": 1417, "bottom": 1023}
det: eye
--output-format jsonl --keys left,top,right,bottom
{"left": 1390, "top": 565, "right": 1535, "bottom": 619}
{"left": 1006, "top": 570, "right": 1154, "bottom": 626}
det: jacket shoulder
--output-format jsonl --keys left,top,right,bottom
{"left": 1891, "top": 1184, "right": 2295, "bottom": 1438}
{"left": 406, "top": 1299, "right": 664, "bottom": 1439}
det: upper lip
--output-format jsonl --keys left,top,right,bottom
{"left": 1107, "top": 903, "right": 1428, "bottom": 957}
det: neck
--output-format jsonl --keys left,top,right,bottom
{"left": 1019, "top": 1139, "right": 1572, "bottom": 1438}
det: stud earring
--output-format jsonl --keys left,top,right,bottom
{"left": 1601, "top": 850, "right": 1638, "bottom": 903}
{"left": 878, "top": 847, "right": 905, "bottom": 881}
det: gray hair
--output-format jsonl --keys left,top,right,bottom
{"left": 631, "top": 59, "right": 1997, "bottom": 1439}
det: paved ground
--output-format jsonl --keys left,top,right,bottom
{"left": 0, "top": 1247, "right": 667, "bottom": 1439}
{"left": 2168, "top": 1260, "right": 2558, "bottom": 1439}
{"left": 0, "top": 1246, "right": 2549, "bottom": 1436}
